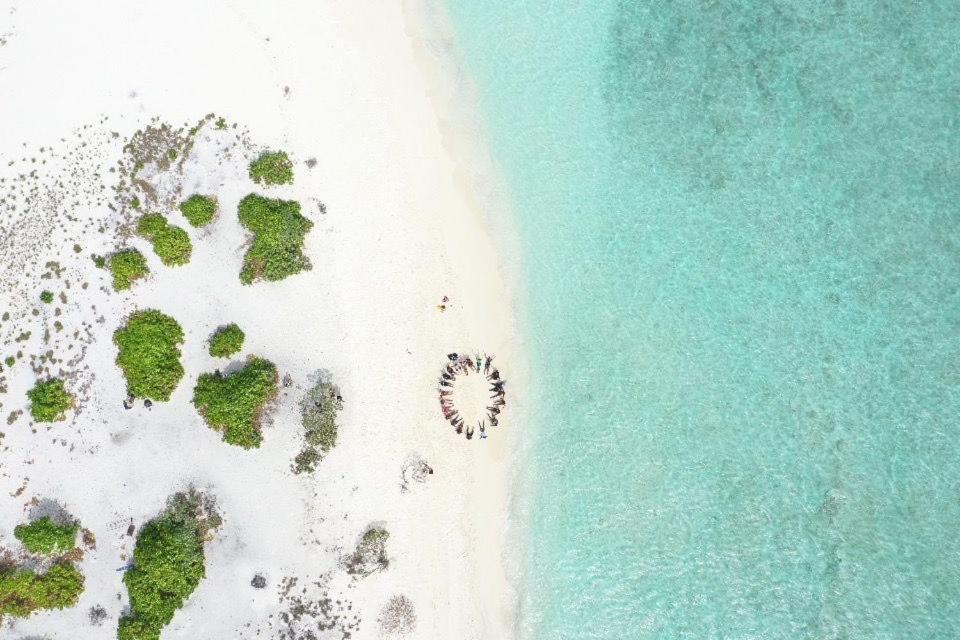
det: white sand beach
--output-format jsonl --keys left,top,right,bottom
{"left": 0, "top": 1, "right": 522, "bottom": 639}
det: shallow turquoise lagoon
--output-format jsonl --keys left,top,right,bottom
{"left": 443, "top": 2, "right": 960, "bottom": 638}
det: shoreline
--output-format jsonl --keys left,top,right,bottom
{"left": 0, "top": 1, "right": 524, "bottom": 639}
{"left": 402, "top": 1, "right": 534, "bottom": 637}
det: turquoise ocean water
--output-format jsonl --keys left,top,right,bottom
{"left": 442, "top": 2, "right": 960, "bottom": 638}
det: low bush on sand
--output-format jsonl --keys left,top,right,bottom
{"left": 114, "top": 310, "right": 185, "bottom": 401}
{"left": 248, "top": 150, "right": 294, "bottom": 185}
{"left": 14, "top": 517, "right": 78, "bottom": 555}
{"left": 118, "top": 491, "right": 219, "bottom": 640}
{"left": 137, "top": 214, "right": 192, "bottom": 266}
{"left": 208, "top": 324, "right": 245, "bottom": 358}
{"left": 379, "top": 594, "right": 417, "bottom": 636}
{"left": 0, "top": 562, "right": 84, "bottom": 619}
{"left": 179, "top": 194, "right": 218, "bottom": 227}
{"left": 293, "top": 379, "right": 342, "bottom": 474}
{"left": 40, "top": 290, "right": 54, "bottom": 304}
{"left": 344, "top": 526, "right": 390, "bottom": 578}
{"left": 237, "top": 194, "right": 312, "bottom": 284}
{"left": 192, "top": 357, "right": 278, "bottom": 449}
{"left": 26, "top": 378, "right": 73, "bottom": 422}
{"left": 110, "top": 249, "right": 150, "bottom": 291}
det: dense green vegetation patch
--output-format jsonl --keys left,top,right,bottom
{"left": 137, "top": 214, "right": 192, "bottom": 266}
{"left": 14, "top": 517, "right": 78, "bottom": 555}
{"left": 208, "top": 324, "right": 245, "bottom": 358}
{"left": 293, "top": 379, "right": 343, "bottom": 474}
{"left": 110, "top": 249, "right": 150, "bottom": 291}
{"left": 179, "top": 194, "right": 218, "bottom": 227}
{"left": 0, "top": 562, "right": 84, "bottom": 619}
{"left": 192, "top": 357, "right": 278, "bottom": 449}
{"left": 248, "top": 150, "right": 294, "bottom": 185}
{"left": 26, "top": 378, "right": 73, "bottom": 422}
{"left": 114, "top": 310, "right": 185, "bottom": 401}
{"left": 237, "top": 194, "right": 312, "bottom": 284}
{"left": 40, "top": 290, "right": 54, "bottom": 304}
{"left": 118, "top": 492, "right": 219, "bottom": 640}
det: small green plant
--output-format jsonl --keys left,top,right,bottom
{"left": 26, "top": 378, "right": 73, "bottom": 422}
{"left": 215, "top": 117, "right": 228, "bottom": 130}
{"left": 39, "top": 290, "right": 54, "bottom": 304}
{"left": 118, "top": 491, "right": 218, "bottom": 640}
{"left": 292, "top": 447, "right": 322, "bottom": 475}
{"left": 14, "top": 517, "right": 78, "bottom": 554}
{"left": 179, "top": 194, "right": 218, "bottom": 227}
{"left": 0, "top": 562, "right": 84, "bottom": 619}
{"left": 237, "top": 194, "right": 313, "bottom": 284}
{"left": 4, "top": 356, "right": 14, "bottom": 367}
{"left": 293, "top": 379, "right": 342, "bottom": 474}
{"left": 208, "top": 324, "right": 245, "bottom": 358}
{"left": 109, "top": 249, "right": 150, "bottom": 291}
{"left": 137, "top": 214, "right": 192, "bottom": 266}
{"left": 93, "top": 254, "right": 107, "bottom": 268}
{"left": 192, "top": 357, "right": 278, "bottom": 449}
{"left": 114, "top": 310, "right": 185, "bottom": 401}
{"left": 137, "top": 213, "right": 167, "bottom": 237}
{"left": 344, "top": 526, "right": 390, "bottom": 577}
{"left": 249, "top": 150, "right": 294, "bottom": 185}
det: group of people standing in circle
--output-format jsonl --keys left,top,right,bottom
{"left": 437, "top": 352, "right": 506, "bottom": 440}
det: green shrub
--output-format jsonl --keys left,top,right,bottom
{"left": 192, "top": 357, "right": 278, "bottom": 449}
{"left": 137, "top": 214, "right": 192, "bottom": 266}
{"left": 179, "top": 194, "right": 218, "bottom": 227}
{"left": 153, "top": 227, "right": 191, "bottom": 266}
{"left": 248, "top": 151, "right": 294, "bottom": 185}
{"left": 293, "top": 380, "right": 342, "bottom": 474}
{"left": 26, "top": 378, "right": 73, "bottom": 422}
{"left": 14, "top": 517, "right": 78, "bottom": 554}
{"left": 110, "top": 249, "right": 150, "bottom": 291}
{"left": 237, "top": 194, "right": 312, "bottom": 284}
{"left": 117, "top": 615, "right": 157, "bottom": 640}
{"left": 114, "top": 310, "right": 185, "bottom": 401}
{"left": 292, "top": 447, "right": 322, "bottom": 475}
{"left": 118, "top": 493, "right": 212, "bottom": 640}
{"left": 4, "top": 356, "right": 14, "bottom": 368}
{"left": 137, "top": 213, "right": 167, "bottom": 237}
{"left": 208, "top": 324, "right": 245, "bottom": 358}
{"left": 345, "top": 527, "right": 390, "bottom": 577}
{"left": 40, "top": 290, "right": 54, "bottom": 304}
{"left": 0, "top": 562, "right": 84, "bottom": 619}
{"left": 93, "top": 254, "right": 107, "bottom": 268}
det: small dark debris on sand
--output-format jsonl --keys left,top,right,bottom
{"left": 89, "top": 605, "right": 108, "bottom": 626}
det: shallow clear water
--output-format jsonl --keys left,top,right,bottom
{"left": 443, "top": 1, "right": 960, "bottom": 638}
